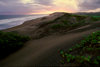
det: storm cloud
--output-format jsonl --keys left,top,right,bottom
{"left": 0, "top": 0, "right": 100, "bottom": 15}
{"left": 0, "top": 0, "right": 44, "bottom": 14}
{"left": 79, "top": 0, "right": 100, "bottom": 11}
{"left": 34, "top": 0, "right": 53, "bottom": 5}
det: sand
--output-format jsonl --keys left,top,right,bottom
{"left": 0, "top": 12, "right": 100, "bottom": 66}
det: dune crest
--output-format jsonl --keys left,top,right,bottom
{"left": 4, "top": 12, "right": 98, "bottom": 39}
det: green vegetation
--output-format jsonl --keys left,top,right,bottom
{"left": 51, "top": 24, "right": 66, "bottom": 29}
{"left": 39, "top": 14, "right": 100, "bottom": 30}
{"left": 91, "top": 16, "right": 100, "bottom": 21}
{"left": 50, "top": 14, "right": 100, "bottom": 31}
{"left": 37, "top": 14, "right": 100, "bottom": 39}
{"left": 72, "top": 15, "right": 100, "bottom": 22}
{"left": 51, "top": 21, "right": 83, "bottom": 31}
{"left": 92, "top": 16, "right": 100, "bottom": 18}
{"left": 71, "top": 14, "right": 88, "bottom": 21}
{"left": 0, "top": 31, "right": 30, "bottom": 59}
{"left": 60, "top": 31, "right": 100, "bottom": 66}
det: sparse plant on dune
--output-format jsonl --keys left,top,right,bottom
{"left": 60, "top": 31, "right": 100, "bottom": 66}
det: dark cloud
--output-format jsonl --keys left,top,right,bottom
{"left": 79, "top": 0, "right": 100, "bottom": 11}
{"left": 34, "top": 0, "right": 53, "bottom": 5}
{"left": 0, "top": 0, "right": 100, "bottom": 15}
{"left": 0, "top": 0, "right": 55, "bottom": 15}
{"left": 0, "top": 0, "right": 20, "bottom": 4}
{"left": 0, "top": 0, "right": 42, "bottom": 15}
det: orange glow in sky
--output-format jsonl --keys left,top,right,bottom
{"left": 23, "top": 0, "right": 79, "bottom": 14}
{"left": 0, "top": 0, "right": 99, "bottom": 15}
{"left": 31, "top": 9, "right": 74, "bottom": 14}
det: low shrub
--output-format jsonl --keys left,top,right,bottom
{"left": 60, "top": 31, "right": 100, "bottom": 66}
{"left": 51, "top": 24, "right": 65, "bottom": 29}
{"left": 91, "top": 16, "right": 100, "bottom": 21}
{"left": 0, "top": 31, "right": 30, "bottom": 59}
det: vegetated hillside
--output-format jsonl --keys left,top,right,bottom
{"left": 60, "top": 31, "right": 100, "bottom": 66}
{"left": 32, "top": 14, "right": 100, "bottom": 38}
{"left": 4, "top": 12, "right": 100, "bottom": 39}
{"left": 0, "top": 31, "right": 30, "bottom": 59}
{"left": 1, "top": 12, "right": 100, "bottom": 66}
{"left": 76, "top": 12, "right": 100, "bottom": 16}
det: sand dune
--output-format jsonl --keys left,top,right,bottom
{"left": 1, "top": 12, "right": 100, "bottom": 66}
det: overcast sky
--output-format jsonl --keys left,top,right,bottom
{"left": 0, "top": 0, "right": 100, "bottom": 15}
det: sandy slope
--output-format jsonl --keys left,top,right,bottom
{"left": 3, "top": 12, "right": 66, "bottom": 36}
{"left": 0, "top": 21, "right": 100, "bottom": 67}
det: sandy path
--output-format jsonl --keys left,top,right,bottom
{"left": 0, "top": 21, "right": 100, "bottom": 67}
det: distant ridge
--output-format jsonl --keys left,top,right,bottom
{"left": 75, "top": 12, "right": 100, "bottom": 16}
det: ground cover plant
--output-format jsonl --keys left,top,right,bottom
{"left": 60, "top": 31, "right": 100, "bottom": 66}
{"left": 50, "top": 15, "right": 100, "bottom": 31}
{"left": 91, "top": 16, "right": 100, "bottom": 21}
{"left": 0, "top": 31, "right": 30, "bottom": 59}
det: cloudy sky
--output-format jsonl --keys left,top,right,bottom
{"left": 0, "top": 0, "right": 100, "bottom": 15}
